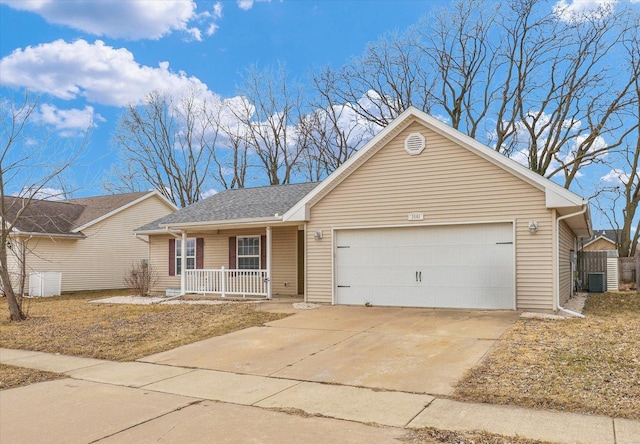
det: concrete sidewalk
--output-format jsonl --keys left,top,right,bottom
{"left": 2, "top": 348, "right": 638, "bottom": 443}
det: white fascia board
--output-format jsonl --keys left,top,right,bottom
{"left": 132, "top": 228, "right": 176, "bottom": 236}
{"left": 72, "top": 190, "right": 178, "bottom": 233}
{"left": 284, "top": 203, "right": 310, "bottom": 222}
{"left": 160, "top": 216, "right": 283, "bottom": 231}
{"left": 12, "top": 230, "right": 85, "bottom": 239}
{"left": 546, "top": 189, "right": 587, "bottom": 210}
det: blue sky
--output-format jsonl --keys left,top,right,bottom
{"left": 0, "top": 0, "right": 638, "bottom": 230}
{"left": 0, "top": 0, "right": 441, "bottom": 192}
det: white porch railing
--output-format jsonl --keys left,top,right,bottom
{"left": 184, "top": 267, "right": 269, "bottom": 298}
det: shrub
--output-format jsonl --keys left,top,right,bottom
{"left": 123, "top": 260, "right": 158, "bottom": 297}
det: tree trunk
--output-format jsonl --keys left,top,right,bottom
{"left": 0, "top": 265, "right": 26, "bottom": 321}
{"left": 636, "top": 254, "right": 639, "bottom": 294}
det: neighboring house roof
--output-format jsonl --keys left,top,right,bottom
{"left": 3, "top": 198, "right": 86, "bottom": 237}
{"left": 284, "top": 106, "right": 592, "bottom": 237}
{"left": 4, "top": 190, "right": 175, "bottom": 237}
{"left": 136, "top": 182, "right": 319, "bottom": 232}
{"left": 583, "top": 229, "right": 619, "bottom": 245}
{"left": 581, "top": 229, "right": 621, "bottom": 250}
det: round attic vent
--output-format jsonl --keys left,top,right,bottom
{"left": 404, "top": 132, "right": 425, "bottom": 155}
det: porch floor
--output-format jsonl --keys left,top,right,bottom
{"left": 181, "top": 293, "right": 304, "bottom": 303}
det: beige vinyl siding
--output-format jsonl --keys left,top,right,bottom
{"left": 558, "top": 220, "right": 575, "bottom": 306}
{"left": 23, "top": 195, "right": 174, "bottom": 293}
{"left": 149, "top": 234, "right": 180, "bottom": 291}
{"left": 306, "top": 120, "right": 556, "bottom": 311}
{"left": 149, "top": 225, "right": 298, "bottom": 296}
{"left": 271, "top": 226, "right": 299, "bottom": 295}
{"left": 583, "top": 238, "right": 616, "bottom": 251}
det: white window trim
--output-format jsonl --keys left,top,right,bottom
{"left": 176, "top": 238, "right": 196, "bottom": 276}
{"left": 237, "top": 235, "right": 261, "bottom": 270}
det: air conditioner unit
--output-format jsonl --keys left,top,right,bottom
{"left": 588, "top": 272, "right": 606, "bottom": 293}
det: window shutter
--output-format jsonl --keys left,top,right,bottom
{"left": 229, "top": 237, "right": 236, "bottom": 269}
{"left": 196, "top": 238, "right": 204, "bottom": 269}
{"left": 261, "top": 235, "right": 266, "bottom": 270}
{"left": 169, "top": 238, "right": 176, "bottom": 276}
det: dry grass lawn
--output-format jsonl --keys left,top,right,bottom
{"left": 0, "top": 364, "right": 64, "bottom": 390}
{"left": 0, "top": 291, "right": 288, "bottom": 361}
{"left": 454, "top": 292, "right": 640, "bottom": 420}
{"left": 401, "top": 428, "right": 548, "bottom": 444}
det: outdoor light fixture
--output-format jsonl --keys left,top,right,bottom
{"left": 528, "top": 221, "right": 538, "bottom": 234}
{"left": 314, "top": 230, "right": 323, "bottom": 240}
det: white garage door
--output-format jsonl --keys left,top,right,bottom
{"left": 335, "top": 223, "right": 514, "bottom": 309}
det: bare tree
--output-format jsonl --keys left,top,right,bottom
{"left": 208, "top": 98, "right": 250, "bottom": 190}
{"left": 232, "top": 64, "right": 308, "bottom": 185}
{"left": 1, "top": 92, "right": 87, "bottom": 321}
{"left": 502, "top": 0, "right": 637, "bottom": 187}
{"left": 312, "top": 0, "right": 638, "bottom": 190}
{"left": 110, "top": 88, "right": 220, "bottom": 207}
{"left": 313, "top": 29, "right": 431, "bottom": 130}
{"left": 593, "top": 32, "right": 640, "bottom": 257}
{"left": 418, "top": 0, "right": 502, "bottom": 137}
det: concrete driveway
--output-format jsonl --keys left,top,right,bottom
{"left": 141, "top": 305, "right": 518, "bottom": 395}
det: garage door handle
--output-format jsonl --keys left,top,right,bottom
{"left": 337, "top": 285, "right": 351, "bottom": 288}
{"left": 416, "top": 271, "right": 422, "bottom": 282}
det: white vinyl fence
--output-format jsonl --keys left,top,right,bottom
{"left": 29, "top": 272, "right": 62, "bottom": 297}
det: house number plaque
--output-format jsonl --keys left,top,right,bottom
{"left": 408, "top": 212, "right": 424, "bottom": 221}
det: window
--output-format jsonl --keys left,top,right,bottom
{"left": 237, "top": 236, "right": 260, "bottom": 269}
{"left": 176, "top": 238, "right": 196, "bottom": 275}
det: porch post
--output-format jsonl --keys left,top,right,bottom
{"left": 180, "top": 231, "right": 187, "bottom": 296}
{"left": 266, "top": 226, "right": 272, "bottom": 300}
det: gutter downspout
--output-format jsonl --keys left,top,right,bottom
{"left": 556, "top": 204, "right": 588, "bottom": 318}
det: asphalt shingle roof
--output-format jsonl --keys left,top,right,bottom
{"left": 4, "top": 192, "right": 150, "bottom": 235}
{"left": 586, "top": 229, "right": 620, "bottom": 244}
{"left": 136, "top": 182, "right": 319, "bottom": 231}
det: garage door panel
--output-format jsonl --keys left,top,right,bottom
{"left": 335, "top": 223, "right": 514, "bottom": 309}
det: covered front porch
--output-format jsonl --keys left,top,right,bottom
{"left": 163, "top": 224, "right": 305, "bottom": 300}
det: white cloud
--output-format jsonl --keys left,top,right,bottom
{"left": 0, "top": 39, "right": 213, "bottom": 107}
{"left": 185, "top": 27, "right": 203, "bottom": 42}
{"left": 18, "top": 187, "right": 66, "bottom": 200}
{"left": 34, "top": 104, "right": 104, "bottom": 136}
{"left": 200, "top": 188, "right": 218, "bottom": 199}
{"left": 553, "top": 0, "right": 617, "bottom": 22}
{"left": 206, "top": 24, "right": 220, "bottom": 36}
{"left": 510, "top": 149, "right": 531, "bottom": 168}
{"left": 1, "top": 0, "right": 199, "bottom": 40}
{"left": 213, "top": 2, "right": 223, "bottom": 19}
{"left": 601, "top": 168, "right": 630, "bottom": 184}
{"left": 237, "top": 0, "right": 271, "bottom": 11}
